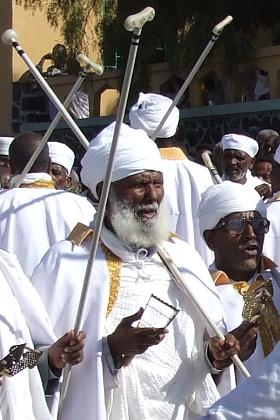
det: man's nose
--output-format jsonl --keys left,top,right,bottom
{"left": 244, "top": 221, "right": 257, "bottom": 238}
{"left": 145, "top": 184, "right": 158, "bottom": 201}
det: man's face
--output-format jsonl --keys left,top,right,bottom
{"left": 0, "top": 156, "right": 11, "bottom": 188}
{"left": 251, "top": 161, "right": 272, "bottom": 183}
{"left": 205, "top": 211, "right": 266, "bottom": 277}
{"left": 109, "top": 171, "right": 164, "bottom": 220}
{"left": 222, "top": 149, "right": 254, "bottom": 183}
{"left": 106, "top": 171, "right": 168, "bottom": 248}
{"left": 270, "top": 161, "right": 280, "bottom": 193}
{"left": 50, "top": 163, "right": 70, "bottom": 190}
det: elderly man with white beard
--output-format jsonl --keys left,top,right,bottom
{"left": 31, "top": 122, "right": 240, "bottom": 420}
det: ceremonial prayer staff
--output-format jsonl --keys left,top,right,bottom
{"left": 1, "top": 29, "right": 90, "bottom": 150}
{"left": 10, "top": 54, "right": 104, "bottom": 188}
{"left": 151, "top": 15, "right": 233, "bottom": 141}
{"left": 158, "top": 246, "right": 251, "bottom": 378}
{"left": 202, "top": 151, "right": 223, "bottom": 184}
{"left": 57, "top": 7, "right": 156, "bottom": 415}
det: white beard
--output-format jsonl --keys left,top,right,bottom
{"left": 109, "top": 199, "right": 170, "bottom": 249}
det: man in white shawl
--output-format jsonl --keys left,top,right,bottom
{"left": 129, "top": 92, "right": 214, "bottom": 266}
{"left": 198, "top": 181, "right": 280, "bottom": 392}
{"left": 221, "top": 133, "right": 271, "bottom": 198}
{"left": 201, "top": 339, "right": 280, "bottom": 419}
{"left": 0, "top": 248, "right": 85, "bottom": 420}
{"left": 263, "top": 144, "right": 280, "bottom": 266}
{"left": 0, "top": 132, "right": 94, "bottom": 277}
{"left": 32, "top": 122, "right": 242, "bottom": 420}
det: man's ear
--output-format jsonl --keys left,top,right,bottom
{"left": 249, "top": 157, "right": 255, "bottom": 170}
{"left": 203, "top": 230, "right": 216, "bottom": 251}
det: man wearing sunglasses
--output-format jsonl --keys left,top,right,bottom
{"left": 199, "top": 181, "right": 280, "bottom": 392}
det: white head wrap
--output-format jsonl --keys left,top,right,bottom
{"left": 48, "top": 142, "right": 75, "bottom": 175}
{"left": 81, "top": 122, "right": 163, "bottom": 198}
{"left": 0, "top": 136, "right": 13, "bottom": 156}
{"left": 274, "top": 144, "right": 280, "bottom": 164}
{"left": 222, "top": 133, "right": 259, "bottom": 157}
{"left": 129, "top": 92, "right": 179, "bottom": 139}
{"left": 198, "top": 181, "right": 267, "bottom": 234}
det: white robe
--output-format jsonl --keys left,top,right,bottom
{"left": 32, "top": 226, "right": 226, "bottom": 420}
{"left": 0, "top": 187, "right": 95, "bottom": 277}
{"left": 263, "top": 195, "right": 280, "bottom": 266}
{"left": 159, "top": 148, "right": 214, "bottom": 266}
{"left": 200, "top": 340, "right": 280, "bottom": 419}
{"left": 0, "top": 249, "right": 56, "bottom": 420}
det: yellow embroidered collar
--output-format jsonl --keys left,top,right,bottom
{"left": 159, "top": 147, "right": 187, "bottom": 161}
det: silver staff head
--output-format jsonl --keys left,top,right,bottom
{"left": 76, "top": 53, "right": 104, "bottom": 75}
{"left": 124, "top": 7, "right": 155, "bottom": 31}
{"left": 213, "top": 15, "right": 233, "bottom": 36}
{"left": 2, "top": 29, "right": 18, "bottom": 45}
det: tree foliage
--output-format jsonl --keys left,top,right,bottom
{"left": 17, "top": 0, "right": 280, "bottom": 88}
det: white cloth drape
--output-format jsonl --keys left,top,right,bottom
{"left": 0, "top": 249, "right": 55, "bottom": 420}
{"left": 0, "top": 188, "right": 95, "bottom": 277}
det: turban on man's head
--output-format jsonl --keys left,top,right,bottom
{"left": 198, "top": 181, "right": 267, "bottom": 235}
{"left": 48, "top": 142, "right": 75, "bottom": 175}
{"left": 221, "top": 133, "right": 259, "bottom": 158}
{"left": 0, "top": 137, "right": 14, "bottom": 156}
{"left": 129, "top": 92, "right": 179, "bottom": 139}
{"left": 81, "top": 122, "right": 163, "bottom": 199}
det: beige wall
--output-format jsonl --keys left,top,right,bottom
{"left": 12, "top": 2, "right": 64, "bottom": 81}
{"left": 0, "top": 1, "right": 13, "bottom": 132}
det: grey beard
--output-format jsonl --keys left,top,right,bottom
{"left": 109, "top": 200, "right": 170, "bottom": 249}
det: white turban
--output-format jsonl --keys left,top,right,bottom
{"left": 0, "top": 137, "right": 13, "bottom": 156}
{"left": 129, "top": 92, "right": 179, "bottom": 139}
{"left": 48, "top": 142, "right": 75, "bottom": 175}
{"left": 81, "top": 122, "right": 163, "bottom": 199}
{"left": 274, "top": 144, "right": 280, "bottom": 164}
{"left": 222, "top": 133, "right": 259, "bottom": 157}
{"left": 198, "top": 181, "right": 267, "bottom": 235}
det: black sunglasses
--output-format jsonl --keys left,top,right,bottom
{"left": 214, "top": 217, "right": 270, "bottom": 235}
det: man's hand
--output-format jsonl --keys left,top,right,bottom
{"left": 208, "top": 333, "right": 240, "bottom": 370}
{"left": 107, "top": 308, "right": 167, "bottom": 367}
{"left": 48, "top": 330, "right": 86, "bottom": 374}
{"left": 230, "top": 320, "right": 258, "bottom": 361}
{"left": 255, "top": 183, "right": 272, "bottom": 199}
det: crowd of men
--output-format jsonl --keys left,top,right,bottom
{"left": 0, "top": 92, "right": 280, "bottom": 419}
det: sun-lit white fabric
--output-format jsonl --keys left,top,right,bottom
{"left": 81, "top": 122, "right": 163, "bottom": 198}
{"left": 32, "top": 224, "right": 226, "bottom": 420}
{"left": 0, "top": 188, "right": 95, "bottom": 277}
{"left": 274, "top": 144, "right": 280, "bottom": 164}
{"left": 200, "top": 340, "right": 280, "bottom": 420}
{"left": 222, "top": 134, "right": 259, "bottom": 157}
{"left": 129, "top": 92, "right": 179, "bottom": 139}
{"left": 48, "top": 142, "right": 75, "bottom": 175}
{"left": 0, "top": 249, "right": 55, "bottom": 420}
{"left": 160, "top": 150, "right": 214, "bottom": 265}
{"left": 0, "top": 137, "right": 13, "bottom": 156}
{"left": 198, "top": 181, "right": 267, "bottom": 234}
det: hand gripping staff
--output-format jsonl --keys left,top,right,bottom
{"left": 158, "top": 246, "right": 250, "bottom": 379}
{"left": 1, "top": 29, "right": 91, "bottom": 152}
{"left": 2, "top": 48, "right": 103, "bottom": 187}
{"left": 57, "top": 7, "right": 155, "bottom": 417}
{"left": 151, "top": 16, "right": 233, "bottom": 141}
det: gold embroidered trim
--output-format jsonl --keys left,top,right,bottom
{"left": 159, "top": 147, "right": 187, "bottom": 161}
{"left": 210, "top": 268, "right": 280, "bottom": 356}
{"left": 67, "top": 223, "right": 93, "bottom": 246}
{"left": 101, "top": 243, "right": 121, "bottom": 316}
{"left": 20, "top": 180, "right": 56, "bottom": 189}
